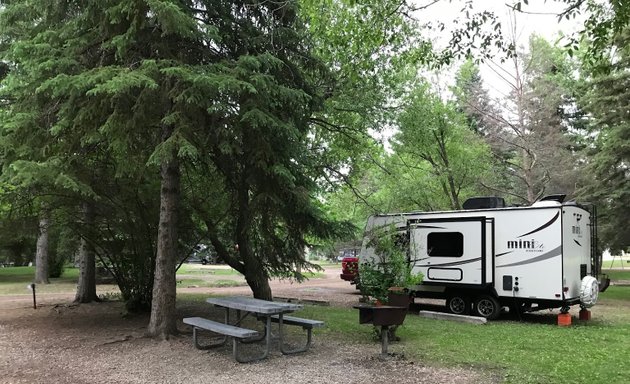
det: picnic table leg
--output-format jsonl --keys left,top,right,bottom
{"left": 232, "top": 315, "right": 271, "bottom": 363}
{"left": 278, "top": 315, "right": 313, "bottom": 355}
{"left": 192, "top": 326, "right": 228, "bottom": 350}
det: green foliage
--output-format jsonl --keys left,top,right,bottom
{"left": 576, "top": 28, "right": 630, "bottom": 253}
{"left": 322, "top": 79, "right": 495, "bottom": 233}
{"left": 358, "top": 225, "right": 422, "bottom": 303}
{"left": 555, "top": 0, "right": 630, "bottom": 66}
{"left": 49, "top": 226, "right": 78, "bottom": 278}
{"left": 1, "top": 0, "right": 347, "bottom": 306}
{"left": 394, "top": 81, "right": 494, "bottom": 210}
{"left": 47, "top": 253, "right": 65, "bottom": 278}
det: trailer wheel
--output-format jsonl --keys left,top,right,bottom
{"left": 474, "top": 295, "right": 501, "bottom": 320}
{"left": 446, "top": 295, "right": 470, "bottom": 315}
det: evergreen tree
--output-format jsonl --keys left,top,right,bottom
{"left": 0, "top": 1, "right": 350, "bottom": 338}
{"left": 577, "top": 29, "right": 630, "bottom": 253}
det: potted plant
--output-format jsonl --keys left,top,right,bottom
{"left": 357, "top": 225, "right": 423, "bottom": 306}
{"left": 354, "top": 225, "right": 423, "bottom": 342}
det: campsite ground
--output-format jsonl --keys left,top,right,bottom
{"left": 0, "top": 264, "right": 487, "bottom": 384}
{"left": 0, "top": 263, "right": 628, "bottom": 383}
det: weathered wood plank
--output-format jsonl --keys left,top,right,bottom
{"left": 270, "top": 315, "right": 325, "bottom": 328}
{"left": 205, "top": 297, "right": 302, "bottom": 314}
{"left": 183, "top": 317, "right": 259, "bottom": 338}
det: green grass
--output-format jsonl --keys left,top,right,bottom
{"left": 176, "top": 263, "right": 325, "bottom": 279}
{"left": 179, "top": 287, "right": 630, "bottom": 384}
{"left": 177, "top": 278, "right": 246, "bottom": 288}
{"left": 0, "top": 266, "right": 82, "bottom": 294}
{"left": 406, "top": 288, "right": 630, "bottom": 384}
{"left": 601, "top": 259, "right": 630, "bottom": 269}
{"left": 602, "top": 268, "right": 630, "bottom": 281}
{"left": 599, "top": 285, "right": 630, "bottom": 301}
{"left": 177, "top": 264, "right": 242, "bottom": 275}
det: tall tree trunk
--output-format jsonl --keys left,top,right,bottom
{"left": 75, "top": 202, "right": 98, "bottom": 303}
{"left": 245, "top": 273, "right": 273, "bottom": 300}
{"left": 235, "top": 175, "right": 273, "bottom": 301}
{"left": 147, "top": 144, "right": 180, "bottom": 339}
{"left": 35, "top": 213, "right": 49, "bottom": 284}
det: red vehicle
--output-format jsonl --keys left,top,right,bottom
{"left": 340, "top": 255, "right": 359, "bottom": 284}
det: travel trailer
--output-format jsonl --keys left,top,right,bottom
{"left": 359, "top": 196, "right": 604, "bottom": 319}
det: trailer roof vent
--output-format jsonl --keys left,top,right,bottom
{"left": 531, "top": 194, "right": 566, "bottom": 207}
{"left": 539, "top": 194, "right": 567, "bottom": 203}
{"left": 462, "top": 196, "right": 506, "bottom": 210}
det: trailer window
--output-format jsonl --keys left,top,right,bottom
{"left": 427, "top": 232, "right": 463, "bottom": 257}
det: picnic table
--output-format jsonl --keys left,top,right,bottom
{"left": 184, "top": 296, "right": 324, "bottom": 363}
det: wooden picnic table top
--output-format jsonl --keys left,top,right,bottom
{"left": 206, "top": 296, "right": 303, "bottom": 315}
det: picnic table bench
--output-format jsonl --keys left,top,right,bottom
{"left": 183, "top": 296, "right": 324, "bottom": 363}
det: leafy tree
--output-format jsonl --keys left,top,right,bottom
{"left": 576, "top": 28, "right": 630, "bottom": 253}
{"left": 393, "top": 82, "right": 493, "bottom": 210}
{"left": 1, "top": 0, "right": 354, "bottom": 339}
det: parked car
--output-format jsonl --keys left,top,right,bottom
{"left": 340, "top": 255, "right": 359, "bottom": 284}
{"left": 186, "top": 253, "right": 217, "bottom": 265}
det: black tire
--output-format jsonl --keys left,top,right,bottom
{"left": 473, "top": 295, "right": 501, "bottom": 320}
{"left": 201, "top": 259, "right": 208, "bottom": 265}
{"left": 446, "top": 295, "right": 471, "bottom": 315}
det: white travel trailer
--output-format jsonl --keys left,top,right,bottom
{"left": 359, "top": 196, "right": 604, "bottom": 319}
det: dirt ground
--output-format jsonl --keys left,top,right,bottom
{"left": 0, "top": 265, "right": 487, "bottom": 384}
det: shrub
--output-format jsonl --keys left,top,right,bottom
{"left": 358, "top": 225, "right": 422, "bottom": 304}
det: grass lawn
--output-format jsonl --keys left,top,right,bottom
{"left": 0, "top": 266, "right": 81, "bottom": 295}
{"left": 177, "top": 263, "right": 242, "bottom": 275}
{"left": 601, "top": 259, "right": 630, "bottom": 269}
{"left": 175, "top": 263, "right": 324, "bottom": 288}
{"left": 602, "top": 268, "right": 630, "bottom": 281}
{"left": 0, "top": 264, "right": 325, "bottom": 294}
{"left": 181, "top": 284, "right": 630, "bottom": 384}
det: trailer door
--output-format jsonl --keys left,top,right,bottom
{"left": 409, "top": 217, "right": 492, "bottom": 286}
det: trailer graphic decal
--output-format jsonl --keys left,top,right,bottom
{"left": 416, "top": 257, "right": 482, "bottom": 268}
{"left": 506, "top": 238, "right": 544, "bottom": 252}
{"left": 496, "top": 245, "right": 562, "bottom": 268}
{"left": 517, "top": 212, "right": 559, "bottom": 238}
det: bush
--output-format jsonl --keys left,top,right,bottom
{"left": 358, "top": 225, "right": 422, "bottom": 304}
{"left": 48, "top": 252, "right": 66, "bottom": 278}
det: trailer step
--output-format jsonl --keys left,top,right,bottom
{"left": 416, "top": 310, "right": 487, "bottom": 324}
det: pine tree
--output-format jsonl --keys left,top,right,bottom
{"left": 577, "top": 29, "right": 630, "bottom": 253}
{"left": 1, "top": 0, "right": 349, "bottom": 338}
